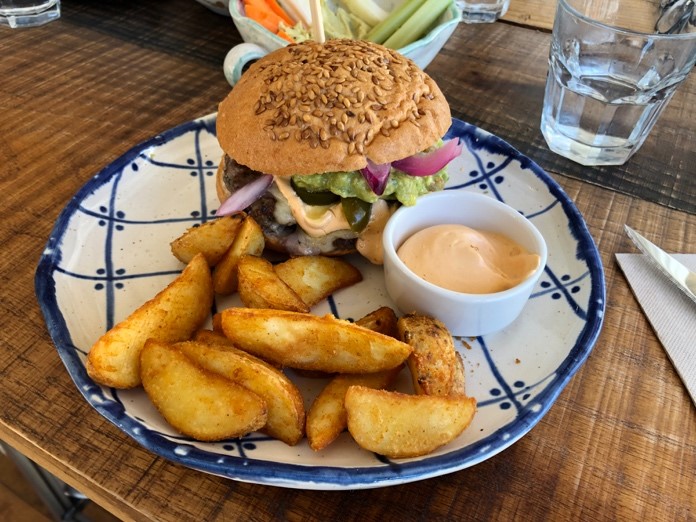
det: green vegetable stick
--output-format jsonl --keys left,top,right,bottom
{"left": 383, "top": 0, "right": 453, "bottom": 50}
{"left": 365, "top": 0, "right": 427, "bottom": 44}
{"left": 342, "top": 0, "right": 389, "bottom": 27}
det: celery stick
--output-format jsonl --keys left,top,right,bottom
{"left": 383, "top": 0, "right": 452, "bottom": 49}
{"left": 341, "top": 0, "right": 389, "bottom": 26}
{"left": 365, "top": 0, "right": 426, "bottom": 44}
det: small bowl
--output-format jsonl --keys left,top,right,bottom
{"left": 382, "top": 191, "right": 548, "bottom": 337}
{"left": 223, "top": 0, "right": 461, "bottom": 85}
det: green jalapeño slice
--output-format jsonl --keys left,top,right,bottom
{"left": 342, "top": 198, "right": 372, "bottom": 233}
{"left": 291, "top": 180, "right": 340, "bottom": 206}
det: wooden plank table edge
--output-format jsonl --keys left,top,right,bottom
{"left": 0, "top": 424, "right": 140, "bottom": 522}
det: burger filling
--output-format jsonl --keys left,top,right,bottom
{"left": 218, "top": 138, "right": 461, "bottom": 263}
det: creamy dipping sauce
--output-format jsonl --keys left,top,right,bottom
{"left": 397, "top": 224, "right": 541, "bottom": 294}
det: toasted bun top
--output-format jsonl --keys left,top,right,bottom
{"left": 217, "top": 39, "right": 451, "bottom": 177}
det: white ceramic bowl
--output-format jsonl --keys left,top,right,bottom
{"left": 223, "top": 0, "right": 461, "bottom": 85}
{"left": 383, "top": 191, "right": 548, "bottom": 337}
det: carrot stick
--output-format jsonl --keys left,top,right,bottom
{"left": 245, "top": 3, "right": 284, "bottom": 33}
{"left": 267, "top": 0, "right": 294, "bottom": 26}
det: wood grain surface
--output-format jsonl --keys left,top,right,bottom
{"left": 1, "top": 1, "right": 695, "bottom": 521}
{"left": 504, "top": 0, "right": 664, "bottom": 32}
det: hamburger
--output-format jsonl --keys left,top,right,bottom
{"left": 215, "top": 39, "right": 460, "bottom": 264}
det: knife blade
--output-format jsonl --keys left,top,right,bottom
{"left": 624, "top": 225, "right": 696, "bottom": 306}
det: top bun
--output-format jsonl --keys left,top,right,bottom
{"left": 217, "top": 39, "right": 451, "bottom": 177}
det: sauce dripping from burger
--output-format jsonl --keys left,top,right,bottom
{"left": 275, "top": 177, "right": 393, "bottom": 264}
{"left": 274, "top": 177, "right": 351, "bottom": 237}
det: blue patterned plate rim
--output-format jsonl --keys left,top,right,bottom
{"left": 35, "top": 113, "right": 605, "bottom": 490}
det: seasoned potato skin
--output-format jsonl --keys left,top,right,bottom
{"left": 345, "top": 385, "right": 477, "bottom": 458}
{"left": 397, "top": 313, "right": 458, "bottom": 396}
{"left": 238, "top": 254, "right": 309, "bottom": 312}
{"left": 140, "top": 340, "right": 267, "bottom": 441}
{"left": 176, "top": 339, "right": 306, "bottom": 446}
{"left": 170, "top": 214, "right": 244, "bottom": 266}
{"left": 274, "top": 255, "right": 362, "bottom": 307}
{"left": 219, "top": 308, "right": 413, "bottom": 373}
{"left": 86, "top": 253, "right": 213, "bottom": 388}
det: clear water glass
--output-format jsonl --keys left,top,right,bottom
{"left": 541, "top": 0, "right": 696, "bottom": 166}
{"left": 0, "top": 0, "right": 60, "bottom": 28}
{"left": 457, "top": 0, "right": 510, "bottom": 24}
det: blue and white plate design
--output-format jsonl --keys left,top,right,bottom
{"left": 35, "top": 114, "right": 605, "bottom": 490}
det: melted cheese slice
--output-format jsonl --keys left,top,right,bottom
{"left": 273, "top": 177, "right": 351, "bottom": 238}
{"left": 273, "top": 177, "right": 394, "bottom": 264}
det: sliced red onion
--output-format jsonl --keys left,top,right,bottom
{"left": 215, "top": 174, "right": 273, "bottom": 216}
{"left": 392, "top": 138, "right": 463, "bottom": 177}
{"left": 360, "top": 159, "right": 391, "bottom": 196}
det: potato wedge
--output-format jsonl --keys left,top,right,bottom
{"left": 450, "top": 352, "right": 467, "bottom": 397}
{"left": 140, "top": 340, "right": 266, "bottom": 441}
{"left": 397, "top": 313, "right": 458, "bottom": 396}
{"left": 238, "top": 255, "right": 309, "bottom": 312}
{"left": 274, "top": 256, "right": 362, "bottom": 307}
{"left": 194, "top": 328, "right": 283, "bottom": 368}
{"left": 306, "top": 367, "right": 401, "bottom": 451}
{"left": 219, "top": 308, "right": 412, "bottom": 373}
{"left": 355, "top": 306, "right": 399, "bottom": 339}
{"left": 194, "top": 328, "right": 236, "bottom": 346}
{"left": 211, "top": 312, "right": 224, "bottom": 334}
{"left": 345, "top": 386, "right": 477, "bottom": 458}
{"left": 86, "top": 253, "right": 213, "bottom": 388}
{"left": 213, "top": 215, "right": 265, "bottom": 295}
{"left": 170, "top": 214, "right": 244, "bottom": 266}
{"left": 175, "top": 340, "right": 305, "bottom": 445}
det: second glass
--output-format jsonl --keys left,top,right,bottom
{"left": 0, "top": 0, "right": 60, "bottom": 28}
{"left": 457, "top": 0, "right": 510, "bottom": 24}
{"left": 541, "top": 0, "right": 696, "bottom": 166}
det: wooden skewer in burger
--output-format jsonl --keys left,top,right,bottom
{"left": 215, "top": 38, "right": 460, "bottom": 264}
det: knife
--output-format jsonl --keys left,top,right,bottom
{"left": 624, "top": 225, "right": 696, "bottom": 305}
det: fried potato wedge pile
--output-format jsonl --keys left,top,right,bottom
{"left": 86, "top": 213, "right": 479, "bottom": 455}
{"left": 213, "top": 215, "right": 265, "bottom": 295}
{"left": 177, "top": 340, "right": 305, "bottom": 445}
{"left": 86, "top": 253, "right": 213, "bottom": 388}
{"left": 305, "top": 307, "right": 402, "bottom": 451}
{"left": 306, "top": 368, "right": 401, "bottom": 451}
{"left": 304, "top": 311, "right": 478, "bottom": 457}
{"left": 170, "top": 214, "right": 363, "bottom": 310}
{"left": 218, "top": 308, "right": 412, "bottom": 373}
{"left": 141, "top": 340, "right": 267, "bottom": 441}
{"left": 345, "top": 386, "right": 477, "bottom": 458}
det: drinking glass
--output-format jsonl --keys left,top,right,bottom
{"left": 457, "top": 0, "right": 510, "bottom": 23}
{"left": 541, "top": 0, "right": 696, "bottom": 166}
{"left": 0, "top": 0, "right": 60, "bottom": 28}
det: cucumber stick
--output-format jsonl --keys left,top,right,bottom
{"left": 383, "top": 0, "right": 452, "bottom": 49}
{"left": 365, "top": 0, "right": 426, "bottom": 44}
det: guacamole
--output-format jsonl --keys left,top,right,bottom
{"left": 292, "top": 167, "right": 449, "bottom": 206}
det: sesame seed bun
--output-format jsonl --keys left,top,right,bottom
{"left": 216, "top": 39, "right": 451, "bottom": 177}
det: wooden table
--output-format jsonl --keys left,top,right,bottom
{"left": 1, "top": 1, "right": 694, "bottom": 520}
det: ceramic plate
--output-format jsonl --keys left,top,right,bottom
{"left": 36, "top": 114, "right": 605, "bottom": 490}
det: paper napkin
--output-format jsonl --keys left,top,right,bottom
{"left": 616, "top": 253, "right": 696, "bottom": 406}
